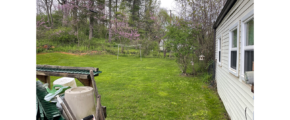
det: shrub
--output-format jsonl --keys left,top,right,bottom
{"left": 46, "top": 27, "right": 77, "bottom": 45}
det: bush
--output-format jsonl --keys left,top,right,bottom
{"left": 37, "top": 47, "right": 45, "bottom": 53}
{"left": 46, "top": 27, "right": 77, "bottom": 45}
{"left": 201, "top": 73, "right": 212, "bottom": 83}
{"left": 139, "top": 40, "right": 159, "bottom": 56}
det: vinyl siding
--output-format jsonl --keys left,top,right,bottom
{"left": 215, "top": 0, "right": 254, "bottom": 120}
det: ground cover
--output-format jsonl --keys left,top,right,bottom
{"left": 37, "top": 53, "right": 227, "bottom": 120}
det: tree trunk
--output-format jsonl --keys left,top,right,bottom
{"left": 44, "top": 0, "right": 51, "bottom": 26}
{"left": 108, "top": 0, "right": 112, "bottom": 42}
{"left": 163, "top": 40, "right": 166, "bottom": 58}
{"left": 62, "top": 1, "right": 68, "bottom": 26}
{"left": 73, "top": 0, "right": 78, "bottom": 34}
{"left": 89, "top": 0, "right": 94, "bottom": 40}
{"left": 49, "top": 0, "right": 53, "bottom": 27}
{"left": 115, "top": 0, "right": 118, "bottom": 30}
{"left": 131, "top": 0, "right": 136, "bottom": 22}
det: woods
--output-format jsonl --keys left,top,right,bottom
{"left": 36, "top": 0, "right": 226, "bottom": 75}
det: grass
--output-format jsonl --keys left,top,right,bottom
{"left": 37, "top": 53, "right": 227, "bottom": 120}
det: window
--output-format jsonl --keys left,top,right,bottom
{"left": 217, "top": 36, "right": 222, "bottom": 66}
{"left": 228, "top": 22, "right": 239, "bottom": 77}
{"left": 219, "top": 39, "right": 221, "bottom": 62}
{"left": 245, "top": 19, "right": 254, "bottom": 71}
{"left": 241, "top": 10, "right": 254, "bottom": 80}
{"left": 231, "top": 29, "right": 238, "bottom": 69}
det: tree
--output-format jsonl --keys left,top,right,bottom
{"left": 170, "top": 0, "right": 227, "bottom": 73}
{"left": 111, "top": 18, "right": 140, "bottom": 53}
{"left": 164, "top": 19, "right": 198, "bottom": 74}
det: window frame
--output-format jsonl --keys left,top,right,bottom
{"left": 240, "top": 10, "right": 254, "bottom": 81}
{"left": 228, "top": 22, "right": 239, "bottom": 77}
{"left": 217, "top": 35, "right": 222, "bottom": 66}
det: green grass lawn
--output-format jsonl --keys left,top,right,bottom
{"left": 37, "top": 53, "right": 227, "bottom": 120}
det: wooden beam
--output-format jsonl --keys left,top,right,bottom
{"left": 37, "top": 65, "right": 99, "bottom": 72}
{"left": 36, "top": 75, "right": 46, "bottom": 83}
{"left": 36, "top": 75, "right": 51, "bottom": 89}
{"left": 76, "top": 78, "right": 92, "bottom": 87}
{"left": 37, "top": 71, "right": 88, "bottom": 79}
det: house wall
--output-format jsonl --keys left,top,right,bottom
{"left": 215, "top": 0, "right": 254, "bottom": 120}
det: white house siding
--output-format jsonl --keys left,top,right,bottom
{"left": 215, "top": 0, "right": 254, "bottom": 120}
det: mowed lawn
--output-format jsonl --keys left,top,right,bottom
{"left": 37, "top": 53, "right": 227, "bottom": 120}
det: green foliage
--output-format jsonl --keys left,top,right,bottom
{"left": 51, "top": 10, "right": 63, "bottom": 28}
{"left": 201, "top": 73, "right": 212, "bottom": 83}
{"left": 46, "top": 27, "right": 77, "bottom": 44}
{"left": 139, "top": 39, "right": 159, "bottom": 56}
{"left": 164, "top": 20, "right": 198, "bottom": 73}
{"left": 37, "top": 47, "right": 45, "bottom": 53}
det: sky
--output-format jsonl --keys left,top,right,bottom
{"left": 36, "top": 0, "right": 180, "bottom": 16}
{"left": 159, "top": 0, "right": 178, "bottom": 15}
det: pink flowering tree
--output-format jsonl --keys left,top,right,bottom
{"left": 110, "top": 17, "right": 140, "bottom": 53}
{"left": 37, "top": 18, "right": 53, "bottom": 39}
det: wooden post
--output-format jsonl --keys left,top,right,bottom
{"left": 140, "top": 45, "right": 142, "bottom": 61}
{"left": 90, "top": 70, "right": 99, "bottom": 120}
{"left": 97, "top": 95, "right": 105, "bottom": 120}
{"left": 95, "top": 97, "right": 99, "bottom": 120}
{"left": 46, "top": 76, "right": 51, "bottom": 89}
{"left": 117, "top": 44, "right": 119, "bottom": 60}
{"left": 90, "top": 70, "right": 99, "bottom": 96}
{"left": 102, "top": 106, "right": 107, "bottom": 118}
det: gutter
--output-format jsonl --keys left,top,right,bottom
{"left": 213, "top": 0, "right": 237, "bottom": 29}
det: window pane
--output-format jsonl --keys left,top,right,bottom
{"left": 246, "top": 19, "right": 254, "bottom": 45}
{"left": 231, "top": 51, "right": 237, "bottom": 69}
{"left": 244, "top": 50, "right": 254, "bottom": 72}
{"left": 219, "top": 51, "right": 221, "bottom": 62}
{"left": 219, "top": 39, "right": 221, "bottom": 50}
{"left": 232, "top": 29, "right": 237, "bottom": 48}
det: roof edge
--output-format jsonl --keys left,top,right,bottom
{"left": 213, "top": 0, "right": 237, "bottom": 29}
